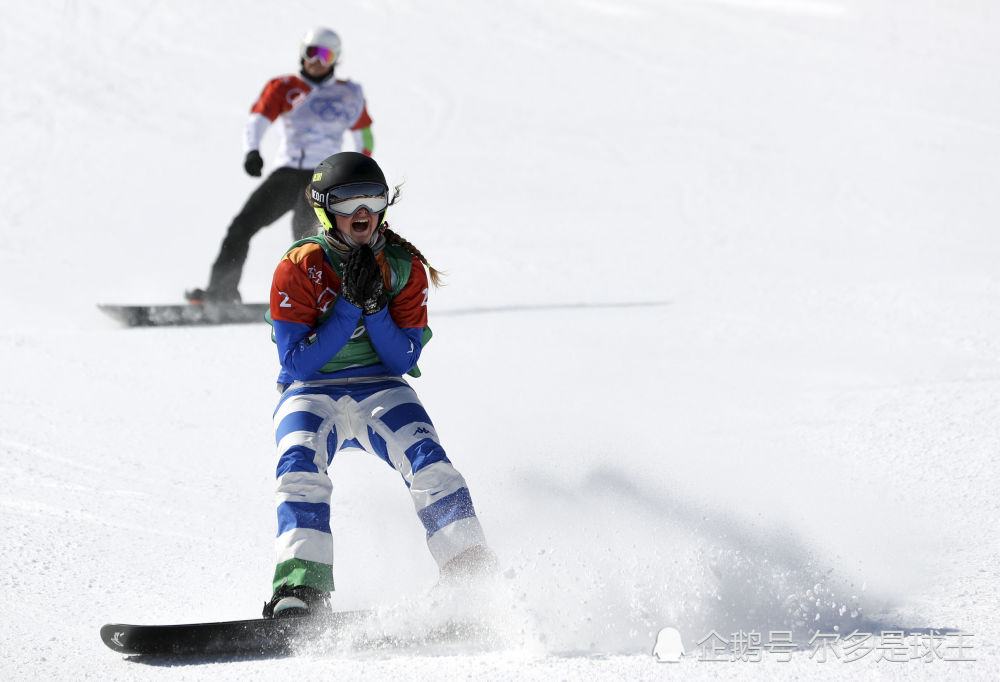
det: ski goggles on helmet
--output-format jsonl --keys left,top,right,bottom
{"left": 302, "top": 45, "right": 336, "bottom": 66}
{"left": 318, "top": 182, "right": 389, "bottom": 216}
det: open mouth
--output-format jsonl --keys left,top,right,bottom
{"left": 350, "top": 212, "right": 372, "bottom": 234}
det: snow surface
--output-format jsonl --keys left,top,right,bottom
{"left": 1, "top": 0, "right": 998, "bottom": 679}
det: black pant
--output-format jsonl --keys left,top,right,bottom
{"left": 206, "top": 167, "right": 318, "bottom": 299}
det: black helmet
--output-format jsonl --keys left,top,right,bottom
{"left": 309, "top": 152, "right": 390, "bottom": 236}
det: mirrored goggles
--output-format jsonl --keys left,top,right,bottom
{"left": 324, "top": 182, "right": 389, "bottom": 216}
{"left": 303, "top": 45, "right": 336, "bottom": 66}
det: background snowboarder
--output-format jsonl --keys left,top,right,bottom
{"left": 188, "top": 27, "right": 374, "bottom": 304}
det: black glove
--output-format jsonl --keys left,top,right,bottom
{"left": 340, "top": 245, "right": 388, "bottom": 315}
{"left": 243, "top": 150, "right": 263, "bottom": 177}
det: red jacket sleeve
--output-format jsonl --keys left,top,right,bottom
{"left": 387, "top": 256, "right": 429, "bottom": 329}
{"left": 350, "top": 101, "right": 373, "bottom": 130}
{"left": 251, "top": 76, "right": 311, "bottom": 122}
{"left": 270, "top": 242, "right": 342, "bottom": 326}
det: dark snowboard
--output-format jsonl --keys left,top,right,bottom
{"left": 98, "top": 302, "right": 269, "bottom": 327}
{"left": 100, "top": 611, "right": 372, "bottom": 657}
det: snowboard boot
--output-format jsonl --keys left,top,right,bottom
{"left": 438, "top": 545, "right": 500, "bottom": 587}
{"left": 262, "top": 583, "right": 332, "bottom": 619}
{"left": 184, "top": 288, "right": 207, "bottom": 304}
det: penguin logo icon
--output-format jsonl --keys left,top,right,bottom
{"left": 652, "top": 627, "right": 685, "bottom": 663}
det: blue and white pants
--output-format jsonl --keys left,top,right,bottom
{"left": 270, "top": 377, "right": 487, "bottom": 591}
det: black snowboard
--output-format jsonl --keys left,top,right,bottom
{"left": 100, "top": 611, "right": 372, "bottom": 656}
{"left": 98, "top": 302, "right": 269, "bottom": 327}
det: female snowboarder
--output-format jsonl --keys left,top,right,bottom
{"left": 262, "top": 152, "right": 496, "bottom": 618}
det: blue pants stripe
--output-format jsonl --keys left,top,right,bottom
{"left": 380, "top": 402, "right": 432, "bottom": 432}
{"left": 275, "top": 410, "right": 325, "bottom": 445}
{"left": 277, "top": 501, "right": 330, "bottom": 536}
{"left": 417, "top": 487, "right": 476, "bottom": 539}
{"left": 339, "top": 437, "right": 363, "bottom": 451}
{"left": 367, "top": 426, "right": 393, "bottom": 469}
{"left": 325, "top": 425, "right": 337, "bottom": 466}
{"left": 405, "top": 438, "right": 450, "bottom": 474}
{"left": 276, "top": 445, "right": 319, "bottom": 477}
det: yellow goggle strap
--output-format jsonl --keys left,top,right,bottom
{"left": 313, "top": 206, "right": 335, "bottom": 232}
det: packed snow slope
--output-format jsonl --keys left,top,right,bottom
{"left": 1, "top": 0, "right": 998, "bottom": 679}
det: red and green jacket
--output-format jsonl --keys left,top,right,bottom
{"left": 269, "top": 236, "right": 431, "bottom": 383}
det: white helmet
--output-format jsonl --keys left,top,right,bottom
{"left": 299, "top": 27, "right": 341, "bottom": 65}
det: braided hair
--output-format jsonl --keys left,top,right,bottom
{"left": 382, "top": 183, "right": 444, "bottom": 288}
{"left": 381, "top": 226, "right": 442, "bottom": 288}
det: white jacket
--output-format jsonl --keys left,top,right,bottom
{"left": 243, "top": 74, "right": 372, "bottom": 170}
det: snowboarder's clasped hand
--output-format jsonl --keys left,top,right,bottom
{"left": 339, "top": 245, "right": 387, "bottom": 315}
